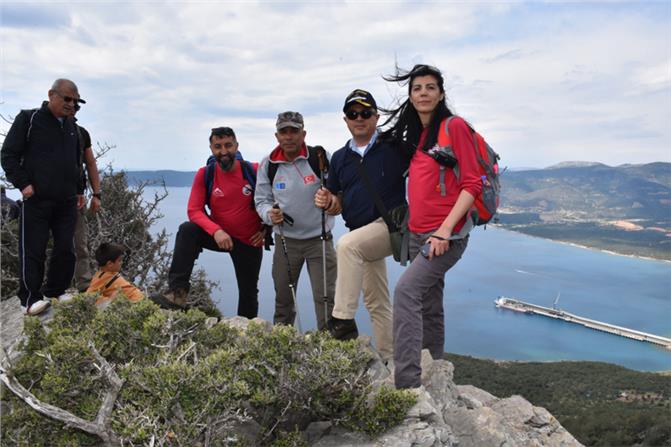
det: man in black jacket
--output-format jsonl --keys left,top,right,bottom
{"left": 1, "top": 79, "right": 86, "bottom": 315}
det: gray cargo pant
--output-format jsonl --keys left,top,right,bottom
{"left": 393, "top": 231, "right": 468, "bottom": 389}
{"left": 272, "top": 233, "right": 336, "bottom": 331}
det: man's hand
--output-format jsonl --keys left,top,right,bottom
{"left": 315, "top": 187, "right": 341, "bottom": 215}
{"left": 268, "top": 207, "right": 284, "bottom": 225}
{"left": 213, "top": 229, "right": 233, "bottom": 251}
{"left": 314, "top": 187, "right": 330, "bottom": 209}
{"left": 77, "top": 194, "right": 86, "bottom": 210}
{"left": 249, "top": 228, "right": 265, "bottom": 247}
{"left": 21, "top": 184, "right": 34, "bottom": 200}
{"left": 89, "top": 196, "right": 101, "bottom": 213}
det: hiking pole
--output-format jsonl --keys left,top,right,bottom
{"left": 315, "top": 146, "right": 330, "bottom": 329}
{"left": 274, "top": 203, "right": 302, "bottom": 333}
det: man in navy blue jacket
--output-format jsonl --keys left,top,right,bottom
{"left": 315, "top": 89, "right": 409, "bottom": 360}
{"left": 1, "top": 79, "right": 86, "bottom": 315}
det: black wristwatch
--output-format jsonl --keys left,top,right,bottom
{"left": 92, "top": 192, "right": 102, "bottom": 200}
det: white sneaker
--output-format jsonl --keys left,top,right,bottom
{"left": 21, "top": 299, "right": 51, "bottom": 316}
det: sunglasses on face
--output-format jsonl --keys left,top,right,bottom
{"left": 345, "top": 109, "right": 375, "bottom": 120}
{"left": 54, "top": 91, "right": 83, "bottom": 105}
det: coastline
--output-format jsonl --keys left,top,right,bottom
{"left": 493, "top": 225, "right": 671, "bottom": 264}
{"left": 449, "top": 352, "right": 671, "bottom": 374}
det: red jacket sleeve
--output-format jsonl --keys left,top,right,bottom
{"left": 187, "top": 167, "right": 221, "bottom": 236}
{"left": 448, "top": 117, "right": 483, "bottom": 198}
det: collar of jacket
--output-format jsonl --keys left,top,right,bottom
{"left": 269, "top": 143, "right": 308, "bottom": 163}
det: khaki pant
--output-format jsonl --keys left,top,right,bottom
{"left": 332, "top": 217, "right": 393, "bottom": 360}
{"left": 73, "top": 207, "right": 92, "bottom": 292}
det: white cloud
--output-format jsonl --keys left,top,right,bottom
{"left": 1, "top": 1, "right": 669, "bottom": 170}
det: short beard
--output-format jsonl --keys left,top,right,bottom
{"left": 218, "top": 155, "right": 234, "bottom": 172}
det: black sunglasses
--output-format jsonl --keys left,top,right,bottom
{"left": 345, "top": 109, "right": 375, "bottom": 120}
{"left": 54, "top": 91, "right": 83, "bottom": 105}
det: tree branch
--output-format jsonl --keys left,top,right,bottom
{"left": 0, "top": 345, "right": 123, "bottom": 446}
{"left": 89, "top": 341, "right": 124, "bottom": 429}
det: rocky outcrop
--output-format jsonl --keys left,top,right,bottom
{"left": 314, "top": 349, "right": 581, "bottom": 447}
{"left": 1, "top": 297, "right": 581, "bottom": 446}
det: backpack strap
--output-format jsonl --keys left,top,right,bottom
{"left": 240, "top": 160, "right": 256, "bottom": 191}
{"left": 103, "top": 273, "right": 121, "bottom": 290}
{"left": 75, "top": 124, "right": 87, "bottom": 190}
{"left": 267, "top": 145, "right": 322, "bottom": 185}
{"left": 440, "top": 117, "right": 459, "bottom": 197}
{"left": 439, "top": 117, "right": 480, "bottom": 241}
{"left": 23, "top": 109, "right": 39, "bottom": 142}
{"left": 204, "top": 156, "right": 217, "bottom": 210}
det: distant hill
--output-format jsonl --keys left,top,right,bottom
{"left": 498, "top": 162, "right": 671, "bottom": 259}
{"left": 500, "top": 162, "right": 670, "bottom": 223}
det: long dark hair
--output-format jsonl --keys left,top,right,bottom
{"left": 380, "top": 64, "right": 454, "bottom": 155}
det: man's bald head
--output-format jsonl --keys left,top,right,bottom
{"left": 48, "top": 79, "right": 83, "bottom": 118}
{"left": 51, "top": 78, "right": 78, "bottom": 93}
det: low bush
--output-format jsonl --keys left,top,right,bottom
{"left": 1, "top": 297, "right": 415, "bottom": 446}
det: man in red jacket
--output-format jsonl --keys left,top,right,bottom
{"left": 152, "top": 127, "right": 265, "bottom": 317}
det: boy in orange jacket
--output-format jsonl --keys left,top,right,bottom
{"left": 86, "top": 242, "right": 144, "bottom": 307}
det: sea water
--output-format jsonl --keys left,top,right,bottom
{"left": 147, "top": 187, "right": 671, "bottom": 371}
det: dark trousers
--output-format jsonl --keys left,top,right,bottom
{"left": 168, "top": 221, "right": 262, "bottom": 318}
{"left": 18, "top": 196, "right": 77, "bottom": 307}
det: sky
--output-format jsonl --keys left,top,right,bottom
{"left": 1, "top": 1, "right": 670, "bottom": 171}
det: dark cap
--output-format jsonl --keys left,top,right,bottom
{"left": 276, "top": 111, "right": 304, "bottom": 130}
{"left": 343, "top": 89, "right": 377, "bottom": 112}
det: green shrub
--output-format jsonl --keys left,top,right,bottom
{"left": 348, "top": 386, "right": 417, "bottom": 436}
{"left": 2, "top": 302, "right": 414, "bottom": 445}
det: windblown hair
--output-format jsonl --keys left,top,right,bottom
{"left": 94, "top": 242, "right": 126, "bottom": 267}
{"left": 380, "top": 64, "right": 454, "bottom": 155}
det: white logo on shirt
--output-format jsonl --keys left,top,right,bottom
{"left": 213, "top": 187, "right": 224, "bottom": 197}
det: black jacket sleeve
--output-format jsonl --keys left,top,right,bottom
{"left": 1, "top": 111, "right": 31, "bottom": 192}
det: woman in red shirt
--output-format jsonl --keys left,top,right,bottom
{"left": 381, "top": 64, "right": 482, "bottom": 389}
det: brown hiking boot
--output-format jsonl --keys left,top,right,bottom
{"left": 150, "top": 289, "right": 188, "bottom": 310}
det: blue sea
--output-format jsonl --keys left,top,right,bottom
{"left": 148, "top": 187, "right": 671, "bottom": 372}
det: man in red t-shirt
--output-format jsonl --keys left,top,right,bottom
{"left": 151, "top": 127, "right": 265, "bottom": 317}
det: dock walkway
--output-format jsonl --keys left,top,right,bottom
{"left": 494, "top": 297, "right": 671, "bottom": 350}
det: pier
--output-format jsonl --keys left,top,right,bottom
{"left": 494, "top": 297, "right": 671, "bottom": 350}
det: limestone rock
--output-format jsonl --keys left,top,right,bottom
{"left": 456, "top": 384, "right": 498, "bottom": 408}
{"left": 319, "top": 349, "right": 581, "bottom": 447}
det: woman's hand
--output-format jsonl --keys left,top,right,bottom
{"left": 427, "top": 228, "right": 451, "bottom": 260}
